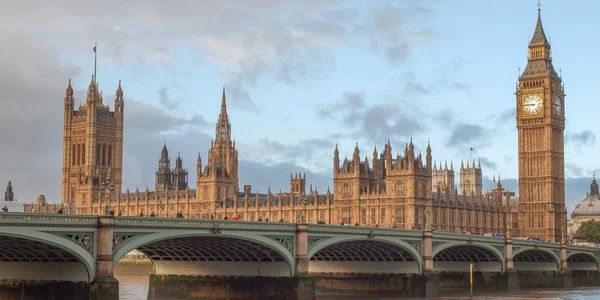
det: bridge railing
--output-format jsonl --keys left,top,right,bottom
{"left": 113, "top": 216, "right": 298, "bottom": 232}
{"left": 0, "top": 212, "right": 98, "bottom": 226}
{"left": 306, "top": 223, "right": 425, "bottom": 237}
{"left": 566, "top": 244, "right": 600, "bottom": 253}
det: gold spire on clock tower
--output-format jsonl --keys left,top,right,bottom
{"left": 516, "top": 3, "right": 566, "bottom": 242}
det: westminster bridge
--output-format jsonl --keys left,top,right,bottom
{"left": 1, "top": 213, "right": 600, "bottom": 299}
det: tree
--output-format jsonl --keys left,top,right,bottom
{"left": 574, "top": 219, "right": 600, "bottom": 244}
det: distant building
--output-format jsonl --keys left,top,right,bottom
{"left": 0, "top": 181, "right": 23, "bottom": 212}
{"left": 567, "top": 177, "right": 600, "bottom": 239}
{"left": 3, "top": 181, "right": 14, "bottom": 201}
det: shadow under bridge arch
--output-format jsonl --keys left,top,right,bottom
{"left": 113, "top": 232, "right": 295, "bottom": 277}
{"left": 513, "top": 247, "right": 560, "bottom": 271}
{"left": 0, "top": 230, "right": 94, "bottom": 282}
{"left": 432, "top": 242, "right": 505, "bottom": 273}
{"left": 307, "top": 236, "right": 422, "bottom": 274}
{"left": 566, "top": 252, "right": 600, "bottom": 271}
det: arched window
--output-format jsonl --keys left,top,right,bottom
{"left": 96, "top": 144, "right": 101, "bottom": 165}
{"left": 101, "top": 144, "right": 107, "bottom": 166}
{"left": 81, "top": 143, "right": 86, "bottom": 164}
{"left": 107, "top": 145, "right": 112, "bottom": 166}
{"left": 396, "top": 181, "right": 404, "bottom": 195}
{"left": 76, "top": 144, "right": 81, "bottom": 165}
{"left": 72, "top": 144, "right": 76, "bottom": 165}
{"left": 343, "top": 183, "right": 350, "bottom": 198}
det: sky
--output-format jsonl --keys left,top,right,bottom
{"left": 0, "top": 0, "right": 597, "bottom": 216}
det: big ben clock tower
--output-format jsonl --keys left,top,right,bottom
{"left": 516, "top": 4, "right": 566, "bottom": 242}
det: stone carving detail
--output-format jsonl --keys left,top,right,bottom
{"left": 53, "top": 232, "right": 94, "bottom": 254}
{"left": 308, "top": 237, "right": 330, "bottom": 250}
{"left": 408, "top": 240, "right": 421, "bottom": 251}
{"left": 112, "top": 233, "right": 147, "bottom": 253}
{"left": 269, "top": 236, "right": 294, "bottom": 253}
{"left": 493, "top": 245, "right": 505, "bottom": 255}
{"left": 432, "top": 241, "right": 445, "bottom": 250}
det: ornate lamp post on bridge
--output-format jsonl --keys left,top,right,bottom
{"left": 506, "top": 218, "right": 512, "bottom": 239}
{"left": 561, "top": 226, "right": 565, "bottom": 244}
{"left": 101, "top": 175, "right": 115, "bottom": 215}
{"left": 424, "top": 206, "right": 431, "bottom": 231}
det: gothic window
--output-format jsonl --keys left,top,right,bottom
{"left": 380, "top": 208, "right": 386, "bottom": 224}
{"left": 202, "top": 187, "right": 208, "bottom": 200}
{"left": 82, "top": 143, "right": 85, "bottom": 164}
{"left": 343, "top": 183, "right": 350, "bottom": 198}
{"left": 396, "top": 206, "right": 405, "bottom": 223}
{"left": 361, "top": 208, "right": 366, "bottom": 224}
{"left": 342, "top": 208, "right": 350, "bottom": 224}
{"left": 396, "top": 181, "right": 404, "bottom": 195}
{"left": 72, "top": 144, "right": 76, "bottom": 165}
{"left": 221, "top": 127, "right": 225, "bottom": 138}
{"left": 76, "top": 144, "right": 81, "bottom": 165}
{"left": 96, "top": 144, "right": 101, "bottom": 165}
{"left": 101, "top": 144, "right": 107, "bottom": 166}
{"left": 371, "top": 208, "right": 376, "bottom": 224}
{"left": 107, "top": 145, "right": 112, "bottom": 167}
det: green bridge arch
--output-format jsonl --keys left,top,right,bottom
{"left": 432, "top": 241, "right": 506, "bottom": 273}
{"left": 513, "top": 247, "right": 561, "bottom": 270}
{"left": 307, "top": 235, "right": 423, "bottom": 274}
{"left": 0, "top": 227, "right": 96, "bottom": 281}
{"left": 112, "top": 231, "right": 296, "bottom": 276}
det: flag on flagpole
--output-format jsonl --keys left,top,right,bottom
{"left": 93, "top": 43, "right": 97, "bottom": 53}
{"left": 470, "top": 147, "right": 473, "bottom": 151}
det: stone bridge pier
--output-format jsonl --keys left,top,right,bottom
{"left": 91, "top": 216, "right": 119, "bottom": 300}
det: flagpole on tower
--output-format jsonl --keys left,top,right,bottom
{"left": 469, "top": 147, "right": 473, "bottom": 162}
{"left": 93, "top": 42, "right": 97, "bottom": 83}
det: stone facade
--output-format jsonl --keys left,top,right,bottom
{"left": 48, "top": 7, "right": 566, "bottom": 237}
{"left": 516, "top": 7, "right": 567, "bottom": 242}
{"left": 567, "top": 177, "right": 600, "bottom": 239}
{"left": 60, "top": 76, "right": 124, "bottom": 215}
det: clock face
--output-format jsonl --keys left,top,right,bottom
{"left": 522, "top": 94, "right": 543, "bottom": 115}
{"left": 554, "top": 95, "right": 563, "bottom": 116}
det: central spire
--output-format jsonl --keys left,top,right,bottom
{"left": 220, "top": 86, "right": 228, "bottom": 119}
{"left": 216, "top": 86, "right": 231, "bottom": 141}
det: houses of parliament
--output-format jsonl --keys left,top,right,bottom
{"left": 17, "top": 6, "right": 566, "bottom": 241}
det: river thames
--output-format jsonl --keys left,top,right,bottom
{"left": 117, "top": 275, "right": 600, "bottom": 300}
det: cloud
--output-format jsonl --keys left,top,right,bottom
{"left": 446, "top": 123, "right": 486, "bottom": 148}
{"left": 320, "top": 91, "right": 425, "bottom": 143}
{"left": 239, "top": 137, "right": 336, "bottom": 172}
{"left": 479, "top": 157, "right": 498, "bottom": 171}
{"left": 496, "top": 108, "right": 515, "bottom": 123}
{"left": 158, "top": 87, "right": 179, "bottom": 111}
{"left": 565, "top": 163, "right": 584, "bottom": 178}
{"left": 0, "top": 0, "right": 442, "bottom": 111}
{"left": 566, "top": 130, "right": 595, "bottom": 152}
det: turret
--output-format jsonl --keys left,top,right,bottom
{"left": 333, "top": 144, "right": 339, "bottom": 173}
{"left": 115, "top": 80, "right": 124, "bottom": 114}
{"left": 64, "top": 78, "right": 74, "bottom": 113}
{"left": 426, "top": 141, "right": 432, "bottom": 172}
